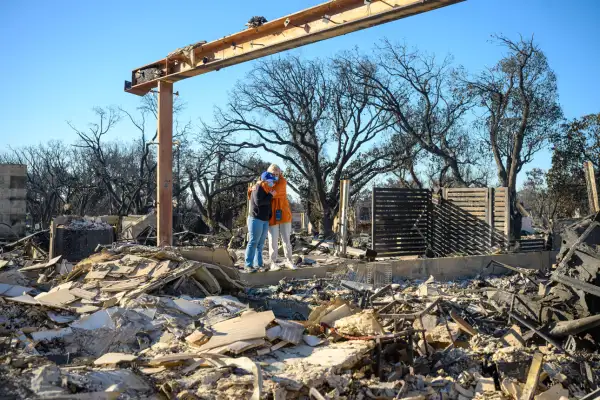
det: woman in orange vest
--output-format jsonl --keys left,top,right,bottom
{"left": 266, "top": 164, "right": 296, "bottom": 270}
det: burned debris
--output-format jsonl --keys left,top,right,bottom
{"left": 246, "top": 16, "right": 268, "bottom": 29}
{"left": 0, "top": 214, "right": 599, "bottom": 399}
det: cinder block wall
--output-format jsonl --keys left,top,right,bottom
{"left": 0, "top": 164, "right": 27, "bottom": 239}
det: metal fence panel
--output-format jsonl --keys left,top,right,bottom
{"left": 371, "top": 188, "right": 431, "bottom": 256}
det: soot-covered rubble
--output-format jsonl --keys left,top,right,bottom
{"left": 1, "top": 215, "right": 600, "bottom": 399}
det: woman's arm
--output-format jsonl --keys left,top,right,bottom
{"left": 256, "top": 185, "right": 274, "bottom": 206}
{"left": 272, "top": 177, "right": 287, "bottom": 198}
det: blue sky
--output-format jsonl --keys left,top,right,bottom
{"left": 1, "top": 0, "right": 599, "bottom": 186}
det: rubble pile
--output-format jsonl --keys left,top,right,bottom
{"left": 0, "top": 216, "right": 599, "bottom": 399}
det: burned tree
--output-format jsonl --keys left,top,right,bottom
{"left": 338, "top": 41, "right": 485, "bottom": 188}
{"left": 547, "top": 113, "right": 600, "bottom": 217}
{"left": 0, "top": 142, "right": 78, "bottom": 228}
{"left": 187, "top": 141, "right": 266, "bottom": 233}
{"left": 467, "top": 35, "right": 562, "bottom": 194}
{"left": 203, "top": 55, "right": 408, "bottom": 235}
{"left": 68, "top": 94, "right": 191, "bottom": 216}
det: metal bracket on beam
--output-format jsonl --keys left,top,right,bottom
{"left": 322, "top": 15, "right": 341, "bottom": 25}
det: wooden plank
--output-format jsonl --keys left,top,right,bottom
{"left": 450, "top": 310, "right": 478, "bottom": 336}
{"left": 504, "top": 188, "right": 510, "bottom": 237}
{"left": 445, "top": 187, "right": 488, "bottom": 192}
{"left": 157, "top": 80, "right": 173, "bottom": 246}
{"left": 521, "top": 353, "right": 543, "bottom": 400}
{"left": 446, "top": 194, "right": 488, "bottom": 199}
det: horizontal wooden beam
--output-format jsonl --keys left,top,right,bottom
{"left": 124, "top": 0, "right": 464, "bottom": 95}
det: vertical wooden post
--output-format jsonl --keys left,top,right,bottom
{"left": 584, "top": 161, "right": 599, "bottom": 213}
{"left": 427, "top": 190, "right": 433, "bottom": 256}
{"left": 503, "top": 188, "right": 511, "bottom": 248}
{"left": 246, "top": 182, "right": 253, "bottom": 241}
{"left": 371, "top": 188, "right": 376, "bottom": 252}
{"left": 339, "top": 180, "right": 351, "bottom": 257}
{"left": 487, "top": 188, "right": 494, "bottom": 249}
{"left": 157, "top": 80, "right": 173, "bottom": 247}
{"left": 300, "top": 212, "right": 307, "bottom": 230}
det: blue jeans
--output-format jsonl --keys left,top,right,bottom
{"left": 245, "top": 217, "right": 269, "bottom": 268}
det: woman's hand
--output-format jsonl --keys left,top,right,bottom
{"left": 270, "top": 189, "right": 277, "bottom": 196}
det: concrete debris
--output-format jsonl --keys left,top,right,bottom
{"left": 534, "top": 384, "right": 570, "bottom": 400}
{"left": 333, "top": 310, "right": 384, "bottom": 336}
{"left": 1, "top": 219, "right": 600, "bottom": 399}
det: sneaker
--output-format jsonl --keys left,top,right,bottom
{"left": 285, "top": 260, "right": 298, "bottom": 270}
{"left": 270, "top": 264, "right": 282, "bottom": 272}
{"left": 244, "top": 266, "right": 257, "bottom": 273}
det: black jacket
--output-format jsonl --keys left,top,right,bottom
{"left": 249, "top": 184, "right": 273, "bottom": 221}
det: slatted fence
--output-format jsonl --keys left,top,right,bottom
{"left": 372, "top": 187, "right": 510, "bottom": 257}
{"left": 435, "top": 188, "right": 509, "bottom": 255}
{"left": 371, "top": 188, "right": 431, "bottom": 256}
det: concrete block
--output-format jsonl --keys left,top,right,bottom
{"left": 238, "top": 252, "right": 553, "bottom": 287}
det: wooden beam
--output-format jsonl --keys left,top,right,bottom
{"left": 584, "top": 161, "right": 599, "bottom": 214}
{"left": 125, "top": 0, "right": 464, "bottom": 95}
{"left": 157, "top": 81, "right": 174, "bottom": 247}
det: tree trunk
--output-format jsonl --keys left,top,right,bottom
{"left": 320, "top": 205, "right": 334, "bottom": 237}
